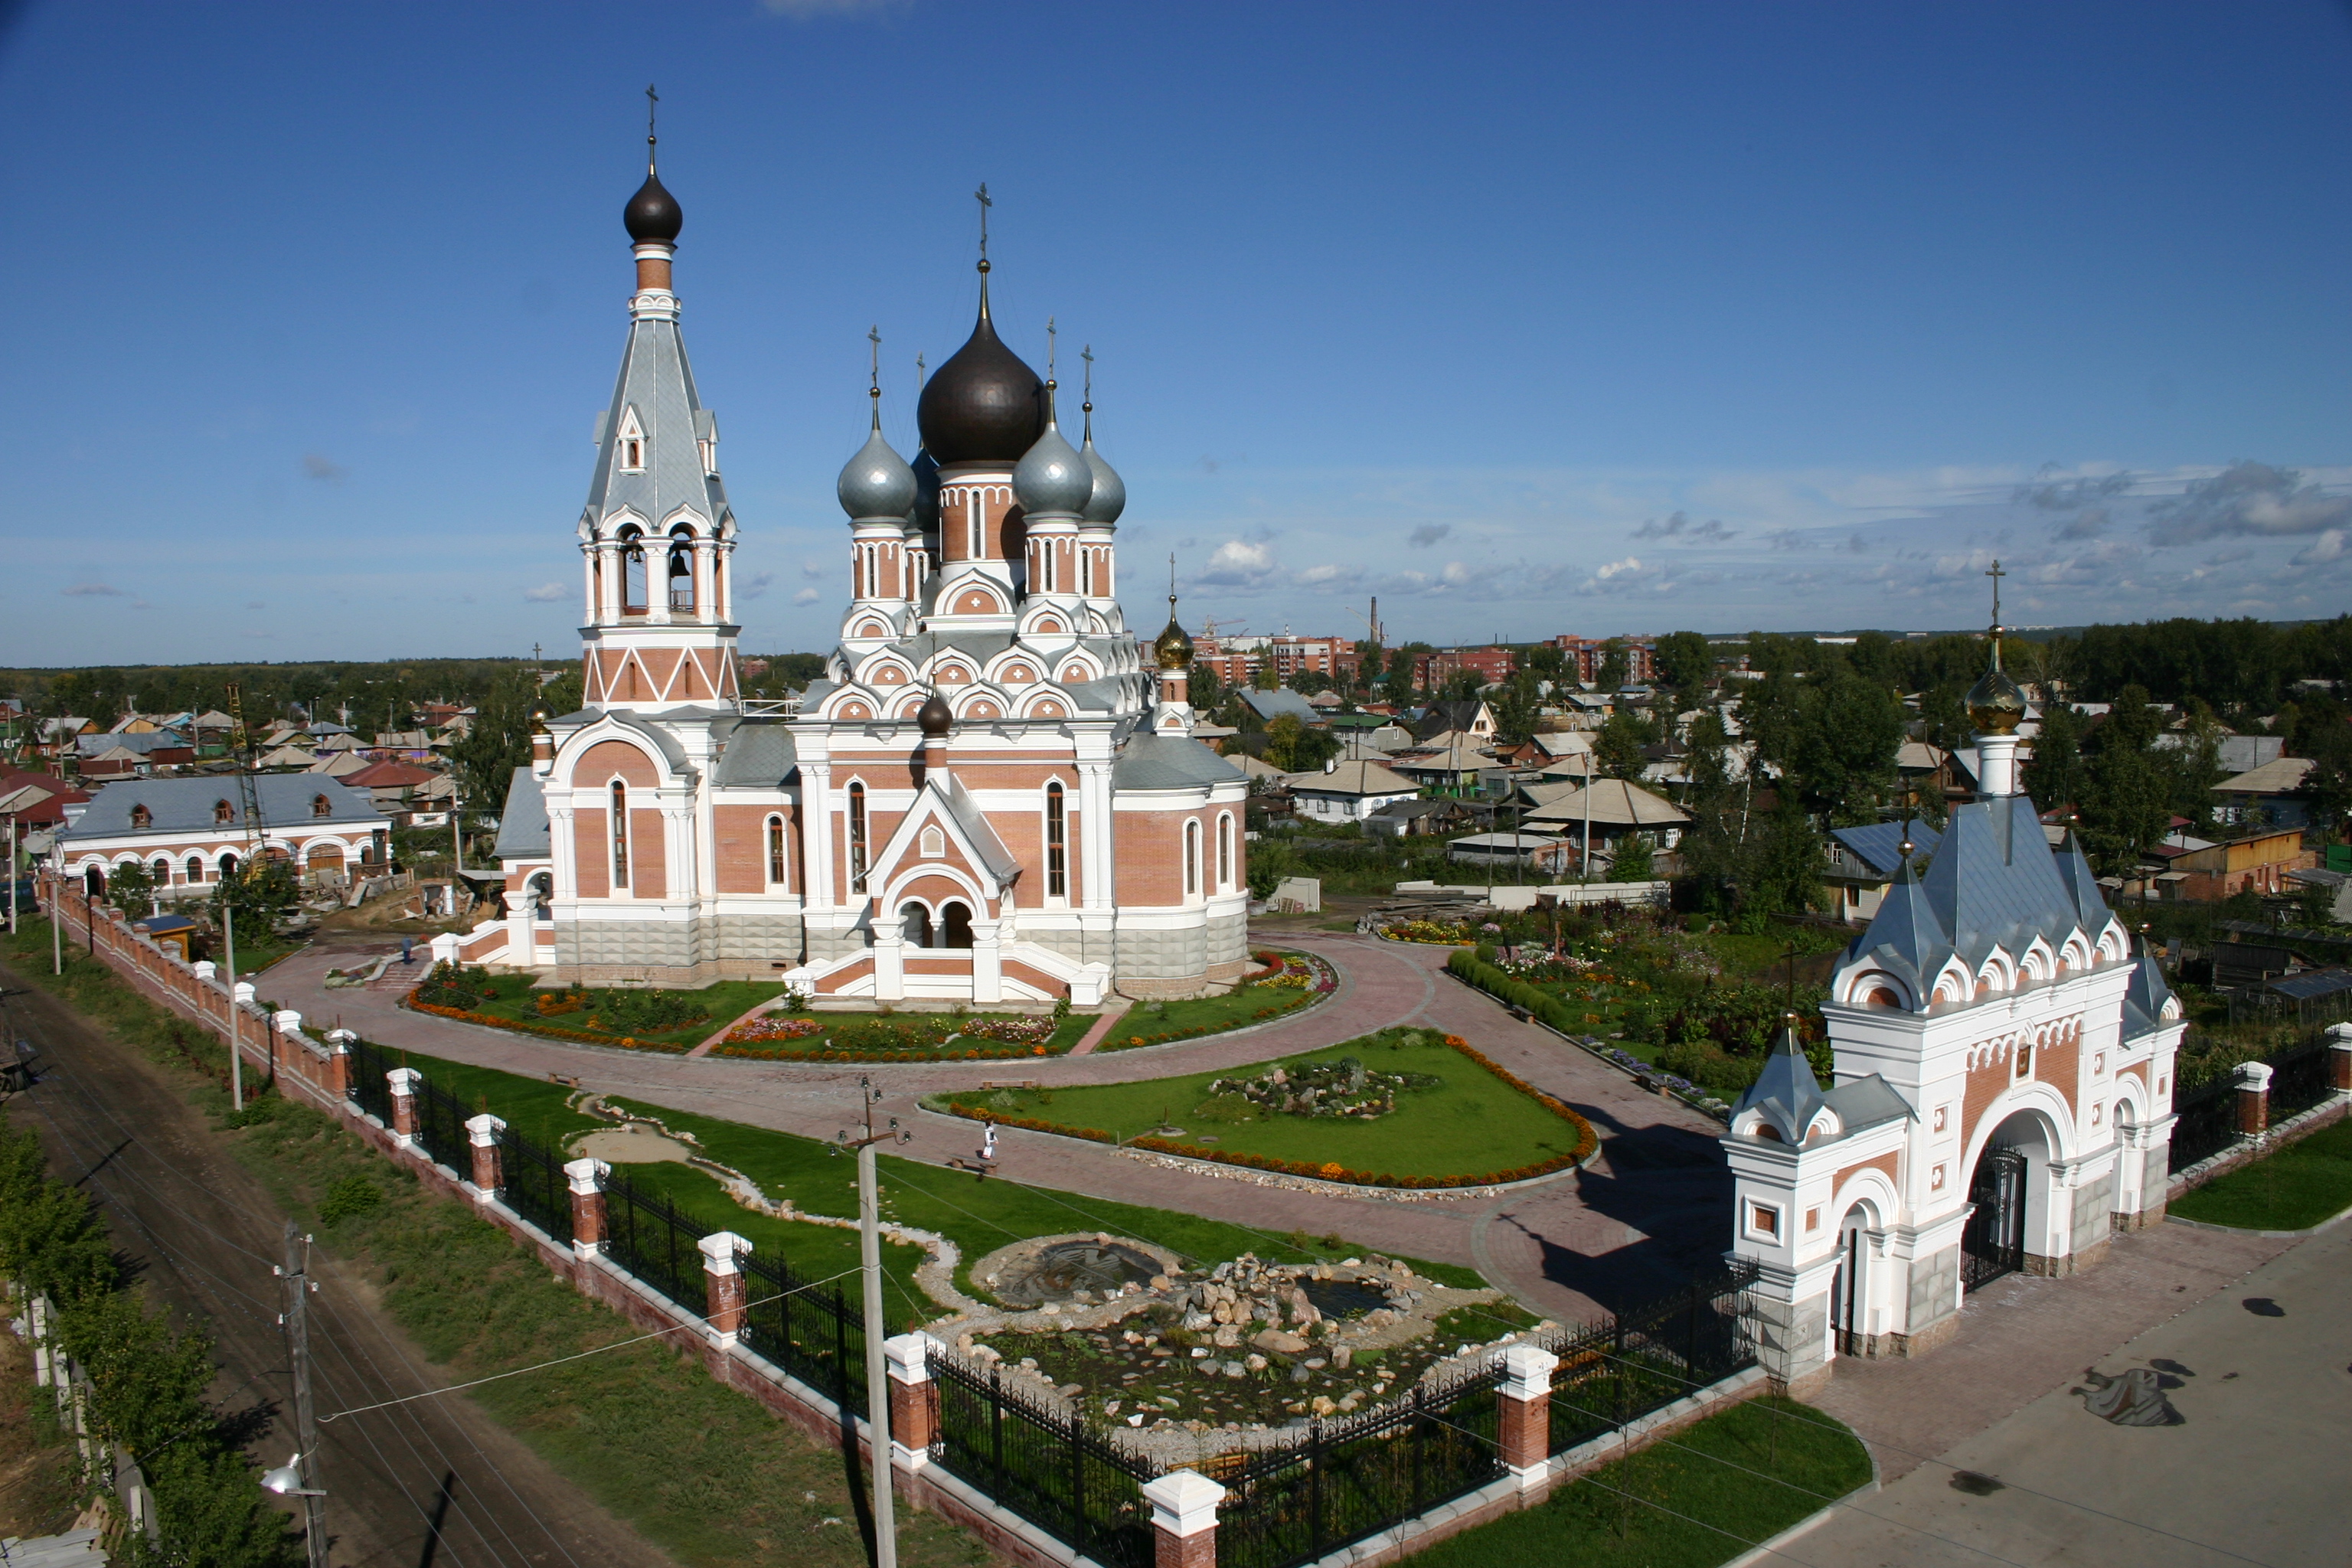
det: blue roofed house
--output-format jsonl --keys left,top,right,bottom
{"left": 1724, "top": 628, "right": 2184, "bottom": 1393}
{"left": 54, "top": 774, "right": 392, "bottom": 901}
{"left": 1823, "top": 820, "right": 1942, "bottom": 924}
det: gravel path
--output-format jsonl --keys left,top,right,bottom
{"left": 277, "top": 934, "right": 1732, "bottom": 1324}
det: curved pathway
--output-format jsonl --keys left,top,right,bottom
{"left": 276, "top": 933, "right": 1730, "bottom": 1324}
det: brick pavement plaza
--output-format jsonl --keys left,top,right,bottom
{"left": 276, "top": 932, "right": 1734, "bottom": 1322}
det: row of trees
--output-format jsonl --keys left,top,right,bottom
{"left": 0, "top": 1111, "right": 301, "bottom": 1563}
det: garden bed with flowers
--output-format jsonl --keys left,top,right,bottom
{"left": 402, "top": 963, "right": 789, "bottom": 1053}
{"left": 710, "top": 1007, "right": 1094, "bottom": 1062}
{"left": 1375, "top": 918, "right": 1483, "bottom": 946}
{"left": 928, "top": 1026, "right": 1596, "bottom": 1187}
{"left": 1094, "top": 949, "right": 1338, "bottom": 1052}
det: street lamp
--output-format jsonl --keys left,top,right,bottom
{"left": 260, "top": 1454, "right": 325, "bottom": 1498}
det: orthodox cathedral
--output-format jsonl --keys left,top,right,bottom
{"left": 482, "top": 145, "right": 1248, "bottom": 1002}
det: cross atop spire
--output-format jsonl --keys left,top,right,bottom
{"left": 645, "top": 83, "right": 659, "bottom": 172}
{"left": 1046, "top": 315, "right": 1057, "bottom": 385}
{"left": 867, "top": 325, "right": 882, "bottom": 393}
{"left": 1081, "top": 344, "right": 1095, "bottom": 410}
{"left": 1986, "top": 557, "right": 2006, "bottom": 628}
{"left": 975, "top": 182, "right": 992, "bottom": 269}
{"left": 1168, "top": 551, "right": 1178, "bottom": 613}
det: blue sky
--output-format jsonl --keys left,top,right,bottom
{"left": 3, "top": 0, "right": 2349, "bottom": 666}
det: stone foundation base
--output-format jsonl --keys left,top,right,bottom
{"left": 2112, "top": 1200, "right": 2167, "bottom": 1232}
{"left": 1883, "top": 1309, "right": 1961, "bottom": 1359}
{"left": 1769, "top": 1362, "right": 1834, "bottom": 1400}
{"left": 2024, "top": 1236, "right": 2110, "bottom": 1278}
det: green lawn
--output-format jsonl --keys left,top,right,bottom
{"left": 715, "top": 1009, "right": 1095, "bottom": 1060}
{"left": 932, "top": 1027, "right": 1586, "bottom": 1180}
{"left": 1099, "top": 952, "right": 1331, "bottom": 1051}
{"left": 427, "top": 977, "right": 789, "bottom": 1048}
{"left": 2170, "top": 1116, "right": 2352, "bottom": 1231}
{"left": 1400, "top": 1395, "right": 1872, "bottom": 1568}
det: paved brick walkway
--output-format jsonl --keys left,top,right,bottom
{"left": 1805, "top": 1220, "right": 2293, "bottom": 1483}
{"left": 278, "top": 933, "right": 1730, "bottom": 1323}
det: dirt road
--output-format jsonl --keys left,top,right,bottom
{"left": 0, "top": 960, "right": 675, "bottom": 1568}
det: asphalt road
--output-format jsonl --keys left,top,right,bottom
{"left": 0, "top": 959, "right": 673, "bottom": 1568}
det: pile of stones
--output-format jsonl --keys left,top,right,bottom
{"left": 1200, "top": 1057, "right": 1440, "bottom": 1121}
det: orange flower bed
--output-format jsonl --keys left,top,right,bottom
{"left": 402, "top": 994, "right": 693, "bottom": 1053}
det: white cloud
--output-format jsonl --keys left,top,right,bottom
{"left": 522, "top": 582, "right": 566, "bottom": 602}
{"left": 1197, "top": 538, "right": 1276, "bottom": 586}
{"left": 2291, "top": 528, "right": 2347, "bottom": 567}
{"left": 792, "top": 586, "right": 822, "bottom": 606}
{"left": 741, "top": 571, "right": 776, "bottom": 600}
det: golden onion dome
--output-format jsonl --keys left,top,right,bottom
{"left": 1152, "top": 616, "right": 1194, "bottom": 671}
{"left": 1965, "top": 632, "right": 2026, "bottom": 735}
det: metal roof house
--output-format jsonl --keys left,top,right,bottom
{"left": 55, "top": 774, "right": 392, "bottom": 899}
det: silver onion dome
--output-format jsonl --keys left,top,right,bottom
{"left": 1011, "top": 383, "right": 1092, "bottom": 518}
{"left": 1080, "top": 417, "right": 1125, "bottom": 526}
{"left": 837, "top": 398, "right": 917, "bottom": 521}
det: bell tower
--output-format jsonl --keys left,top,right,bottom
{"left": 576, "top": 93, "right": 740, "bottom": 714}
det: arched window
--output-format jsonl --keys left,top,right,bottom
{"left": 667, "top": 528, "right": 695, "bottom": 613}
{"left": 1217, "top": 812, "right": 1234, "bottom": 891}
{"left": 84, "top": 865, "right": 104, "bottom": 898}
{"left": 900, "top": 901, "right": 933, "bottom": 949}
{"left": 218, "top": 853, "right": 238, "bottom": 881}
{"left": 1045, "top": 782, "right": 1067, "bottom": 900}
{"left": 312, "top": 793, "right": 332, "bottom": 818}
{"left": 941, "top": 900, "right": 974, "bottom": 949}
{"left": 766, "top": 815, "right": 787, "bottom": 887}
{"left": 847, "top": 782, "right": 869, "bottom": 892}
{"left": 619, "top": 528, "right": 648, "bottom": 615}
{"left": 1184, "top": 819, "right": 1202, "bottom": 898}
{"left": 130, "top": 804, "right": 152, "bottom": 829}
{"left": 610, "top": 780, "right": 631, "bottom": 890}
{"left": 920, "top": 825, "right": 945, "bottom": 859}
{"left": 616, "top": 407, "right": 646, "bottom": 472}
{"left": 185, "top": 855, "right": 204, "bottom": 884}
{"left": 214, "top": 799, "right": 234, "bottom": 825}
{"left": 152, "top": 857, "right": 172, "bottom": 886}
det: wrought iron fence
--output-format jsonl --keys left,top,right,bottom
{"left": 740, "top": 1254, "right": 867, "bottom": 1419}
{"left": 930, "top": 1354, "right": 1154, "bottom": 1568}
{"left": 2168, "top": 1076, "right": 2240, "bottom": 1173}
{"left": 411, "top": 1076, "right": 471, "bottom": 1172}
{"left": 1215, "top": 1362, "right": 1503, "bottom": 1568}
{"left": 498, "top": 1126, "right": 574, "bottom": 1245}
{"left": 2266, "top": 1037, "right": 2337, "bottom": 1120}
{"left": 602, "top": 1168, "right": 711, "bottom": 1318}
{"left": 345, "top": 1035, "right": 394, "bottom": 1123}
{"left": 1544, "top": 1261, "right": 1758, "bottom": 1452}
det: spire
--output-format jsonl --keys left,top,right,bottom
{"left": 1732, "top": 1020, "right": 1828, "bottom": 1142}
{"left": 975, "top": 181, "right": 994, "bottom": 319}
{"left": 916, "top": 186, "right": 1045, "bottom": 466}
{"left": 838, "top": 325, "right": 916, "bottom": 524}
{"left": 1012, "top": 318, "right": 1092, "bottom": 518}
{"left": 1078, "top": 343, "right": 1126, "bottom": 526}
{"left": 624, "top": 85, "right": 683, "bottom": 247}
{"left": 1965, "top": 557, "right": 2026, "bottom": 794}
{"left": 1152, "top": 554, "right": 1194, "bottom": 669}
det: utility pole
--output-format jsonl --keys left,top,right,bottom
{"left": 277, "top": 1222, "right": 328, "bottom": 1568}
{"left": 224, "top": 903, "right": 243, "bottom": 1112}
{"left": 835, "top": 1078, "right": 910, "bottom": 1568}
{"left": 6, "top": 808, "right": 17, "bottom": 936}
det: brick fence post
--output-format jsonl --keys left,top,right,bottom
{"left": 2235, "top": 1060, "right": 2273, "bottom": 1139}
{"left": 1498, "top": 1343, "right": 1558, "bottom": 1488}
{"left": 322, "top": 1031, "right": 354, "bottom": 1099}
{"left": 697, "top": 1231, "right": 751, "bottom": 1344}
{"left": 466, "top": 1114, "right": 505, "bottom": 1200}
{"left": 2328, "top": 1024, "right": 2352, "bottom": 1095}
{"left": 564, "top": 1158, "right": 609, "bottom": 1258}
{"left": 1141, "top": 1469, "right": 1224, "bottom": 1568}
{"left": 387, "top": 1067, "right": 423, "bottom": 1147}
{"left": 883, "top": 1333, "right": 939, "bottom": 1470}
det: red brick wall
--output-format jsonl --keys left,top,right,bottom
{"left": 574, "top": 810, "right": 610, "bottom": 898}
{"left": 630, "top": 808, "right": 667, "bottom": 899}
{"left": 714, "top": 804, "right": 777, "bottom": 894}
{"left": 574, "top": 739, "right": 658, "bottom": 789}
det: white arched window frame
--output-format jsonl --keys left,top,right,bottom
{"left": 1217, "top": 812, "right": 1235, "bottom": 891}
{"left": 616, "top": 407, "right": 646, "bottom": 472}
{"left": 766, "top": 814, "right": 788, "bottom": 888}
{"left": 847, "top": 781, "right": 871, "bottom": 892}
{"left": 610, "top": 779, "right": 631, "bottom": 890}
{"left": 1044, "top": 781, "right": 1068, "bottom": 900}
{"left": 1184, "top": 818, "right": 1202, "bottom": 900}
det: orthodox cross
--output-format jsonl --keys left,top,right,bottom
{"left": 867, "top": 325, "right": 882, "bottom": 393}
{"left": 645, "top": 84, "right": 659, "bottom": 160}
{"left": 1985, "top": 557, "right": 2005, "bottom": 625}
{"left": 1168, "top": 552, "right": 1178, "bottom": 613}
{"left": 916, "top": 352, "right": 926, "bottom": 388}
{"left": 1046, "top": 315, "right": 1057, "bottom": 381}
{"left": 1081, "top": 344, "right": 1095, "bottom": 407}
{"left": 974, "top": 182, "right": 991, "bottom": 260}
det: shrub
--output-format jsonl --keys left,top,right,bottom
{"left": 319, "top": 1174, "right": 385, "bottom": 1226}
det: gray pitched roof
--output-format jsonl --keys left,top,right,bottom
{"left": 1919, "top": 795, "right": 2086, "bottom": 970}
{"left": 1732, "top": 1028, "right": 1827, "bottom": 1140}
{"left": 1241, "top": 689, "right": 1319, "bottom": 725}
{"left": 714, "top": 720, "right": 799, "bottom": 788}
{"left": 492, "top": 766, "right": 550, "bottom": 861}
{"left": 75, "top": 730, "right": 188, "bottom": 757}
{"left": 1112, "top": 730, "right": 1243, "bottom": 791}
{"left": 2120, "top": 952, "right": 2177, "bottom": 1040}
{"left": 59, "top": 775, "right": 387, "bottom": 840}
{"left": 1829, "top": 820, "right": 1942, "bottom": 877}
{"left": 936, "top": 775, "right": 1020, "bottom": 885}
{"left": 583, "top": 309, "right": 732, "bottom": 535}
{"left": 1820, "top": 1075, "right": 1913, "bottom": 1134}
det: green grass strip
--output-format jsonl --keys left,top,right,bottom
{"left": 1399, "top": 1394, "right": 1871, "bottom": 1568}
{"left": 2170, "top": 1115, "right": 2352, "bottom": 1231}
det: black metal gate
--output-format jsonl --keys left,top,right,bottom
{"left": 1961, "top": 1147, "right": 2026, "bottom": 1292}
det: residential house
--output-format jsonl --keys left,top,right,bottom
{"left": 1412, "top": 646, "right": 1516, "bottom": 689}
{"left": 337, "top": 760, "right": 441, "bottom": 818}
{"left": 1240, "top": 688, "right": 1323, "bottom": 728}
{"left": 54, "top": 774, "right": 393, "bottom": 898}
{"left": 2162, "top": 826, "right": 2311, "bottom": 901}
{"left": 1522, "top": 778, "right": 1690, "bottom": 861}
{"left": 1546, "top": 635, "right": 1658, "bottom": 685}
{"left": 1823, "top": 821, "right": 1942, "bottom": 923}
{"left": 1407, "top": 699, "right": 1498, "bottom": 745}
{"left": 1366, "top": 797, "right": 1481, "bottom": 838}
{"left": 0, "top": 769, "right": 90, "bottom": 831}
{"left": 1283, "top": 759, "right": 1421, "bottom": 825}
{"left": 2212, "top": 756, "right": 2314, "bottom": 830}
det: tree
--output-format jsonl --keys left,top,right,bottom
{"left": 1608, "top": 835, "right": 1655, "bottom": 881}
{"left": 104, "top": 858, "right": 158, "bottom": 914}
{"left": 2289, "top": 694, "right": 2352, "bottom": 832}
{"left": 1789, "top": 671, "right": 1905, "bottom": 824}
{"left": 1743, "top": 795, "right": 1825, "bottom": 916}
{"left": 2295, "top": 875, "right": 2340, "bottom": 929}
{"left": 207, "top": 858, "right": 300, "bottom": 933}
{"left": 1597, "top": 639, "right": 1631, "bottom": 691}
{"left": 2025, "top": 700, "right": 2087, "bottom": 810}
{"left": 1189, "top": 655, "right": 1226, "bottom": 718}
{"left": 1652, "top": 631, "right": 1713, "bottom": 691}
{"left": 1262, "top": 714, "right": 1337, "bottom": 774}
{"left": 1251, "top": 662, "right": 1279, "bottom": 691}
{"left": 1594, "top": 709, "right": 1653, "bottom": 780}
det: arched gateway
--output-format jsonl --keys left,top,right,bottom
{"left": 1722, "top": 603, "right": 2186, "bottom": 1390}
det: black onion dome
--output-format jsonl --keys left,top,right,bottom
{"left": 916, "top": 285, "right": 1044, "bottom": 465}
{"left": 917, "top": 689, "right": 953, "bottom": 737}
{"left": 624, "top": 168, "right": 683, "bottom": 243}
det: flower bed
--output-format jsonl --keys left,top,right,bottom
{"left": 939, "top": 1032, "right": 1596, "bottom": 1190}
{"left": 1096, "top": 949, "right": 1338, "bottom": 1053}
{"left": 711, "top": 1009, "right": 1077, "bottom": 1061}
{"left": 1377, "top": 919, "right": 1480, "bottom": 946}
{"left": 403, "top": 995, "right": 694, "bottom": 1053}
